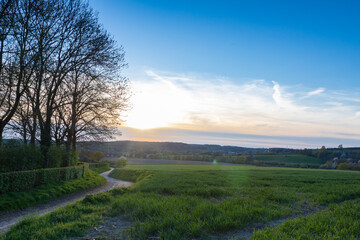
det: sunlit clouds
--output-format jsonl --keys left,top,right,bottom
{"left": 123, "top": 69, "right": 360, "bottom": 148}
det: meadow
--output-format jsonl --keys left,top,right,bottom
{"left": 4, "top": 164, "right": 360, "bottom": 239}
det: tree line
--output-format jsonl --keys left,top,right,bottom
{"left": 0, "top": 0, "right": 129, "bottom": 167}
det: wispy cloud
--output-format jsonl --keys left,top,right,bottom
{"left": 123, "top": 69, "right": 360, "bottom": 147}
{"left": 301, "top": 87, "right": 325, "bottom": 99}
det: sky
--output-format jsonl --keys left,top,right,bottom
{"left": 89, "top": 0, "right": 360, "bottom": 148}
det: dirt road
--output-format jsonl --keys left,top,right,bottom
{"left": 0, "top": 168, "right": 133, "bottom": 233}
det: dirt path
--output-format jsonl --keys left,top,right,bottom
{"left": 215, "top": 205, "right": 327, "bottom": 240}
{"left": 0, "top": 168, "right": 134, "bottom": 233}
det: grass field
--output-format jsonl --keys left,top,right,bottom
{"left": 0, "top": 171, "right": 106, "bottom": 211}
{"left": 4, "top": 164, "right": 360, "bottom": 239}
{"left": 253, "top": 154, "right": 320, "bottom": 165}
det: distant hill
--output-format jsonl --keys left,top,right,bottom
{"left": 77, "top": 140, "right": 268, "bottom": 156}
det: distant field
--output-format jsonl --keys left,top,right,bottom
{"left": 105, "top": 157, "right": 236, "bottom": 165}
{"left": 5, "top": 165, "right": 360, "bottom": 239}
{"left": 253, "top": 154, "right": 321, "bottom": 165}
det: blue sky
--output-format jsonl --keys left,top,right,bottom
{"left": 89, "top": 0, "right": 360, "bottom": 148}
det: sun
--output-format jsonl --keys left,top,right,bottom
{"left": 124, "top": 80, "right": 190, "bottom": 130}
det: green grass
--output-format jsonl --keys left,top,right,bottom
{"left": 0, "top": 171, "right": 106, "bottom": 211}
{"left": 109, "top": 168, "right": 151, "bottom": 182}
{"left": 4, "top": 164, "right": 360, "bottom": 240}
{"left": 89, "top": 163, "right": 111, "bottom": 174}
{"left": 252, "top": 199, "right": 360, "bottom": 239}
{"left": 253, "top": 154, "right": 320, "bottom": 165}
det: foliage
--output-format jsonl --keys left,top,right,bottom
{"left": 0, "top": 171, "right": 105, "bottom": 212}
{"left": 319, "top": 160, "right": 333, "bottom": 169}
{"left": 338, "top": 162, "right": 350, "bottom": 170}
{"left": 89, "top": 163, "right": 110, "bottom": 174}
{"left": 6, "top": 165, "right": 360, "bottom": 239}
{"left": 77, "top": 162, "right": 89, "bottom": 175}
{"left": 114, "top": 157, "right": 127, "bottom": 168}
{"left": 317, "top": 146, "right": 330, "bottom": 163}
{"left": 48, "top": 145, "right": 78, "bottom": 168}
{"left": 0, "top": 141, "right": 78, "bottom": 173}
{"left": 79, "top": 150, "right": 106, "bottom": 162}
{"left": 0, "top": 166, "right": 86, "bottom": 194}
{"left": 0, "top": 141, "right": 44, "bottom": 173}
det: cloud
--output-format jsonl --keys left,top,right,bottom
{"left": 271, "top": 81, "right": 301, "bottom": 110}
{"left": 301, "top": 87, "right": 325, "bottom": 99}
{"left": 123, "top": 69, "right": 360, "bottom": 147}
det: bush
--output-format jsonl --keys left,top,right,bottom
{"left": 48, "top": 145, "right": 78, "bottom": 168}
{"left": 0, "top": 141, "right": 78, "bottom": 173}
{"left": 114, "top": 157, "right": 127, "bottom": 168}
{"left": 0, "top": 166, "right": 86, "bottom": 194}
{"left": 77, "top": 162, "right": 89, "bottom": 175}
{"left": 319, "top": 160, "right": 333, "bottom": 169}
{"left": 0, "top": 141, "right": 44, "bottom": 172}
{"left": 338, "top": 162, "right": 350, "bottom": 170}
{"left": 38, "top": 168, "right": 62, "bottom": 185}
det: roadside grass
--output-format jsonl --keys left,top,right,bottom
{"left": 253, "top": 154, "right": 320, "bottom": 165}
{"left": 0, "top": 171, "right": 106, "bottom": 211}
{"left": 109, "top": 168, "right": 151, "bottom": 182}
{"left": 4, "top": 165, "right": 360, "bottom": 239}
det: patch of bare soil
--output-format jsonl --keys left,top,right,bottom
{"left": 68, "top": 216, "right": 133, "bottom": 240}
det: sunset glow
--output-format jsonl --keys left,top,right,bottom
{"left": 89, "top": 0, "right": 360, "bottom": 148}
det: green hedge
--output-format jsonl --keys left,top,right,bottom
{"left": 0, "top": 165, "right": 87, "bottom": 194}
{"left": 77, "top": 162, "right": 89, "bottom": 175}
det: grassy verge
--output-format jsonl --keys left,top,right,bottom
{"left": 4, "top": 165, "right": 360, "bottom": 239}
{"left": 0, "top": 171, "right": 106, "bottom": 211}
{"left": 108, "top": 168, "right": 151, "bottom": 182}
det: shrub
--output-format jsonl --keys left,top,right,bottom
{"left": 319, "top": 161, "right": 333, "bottom": 169}
{"left": 77, "top": 162, "right": 89, "bottom": 176}
{"left": 48, "top": 145, "right": 78, "bottom": 168}
{"left": 0, "top": 141, "right": 44, "bottom": 172}
{"left": 38, "top": 168, "right": 62, "bottom": 185}
{"left": 0, "top": 141, "right": 78, "bottom": 173}
{"left": 114, "top": 157, "right": 127, "bottom": 168}
{"left": 338, "top": 162, "right": 350, "bottom": 170}
{"left": 0, "top": 166, "right": 86, "bottom": 194}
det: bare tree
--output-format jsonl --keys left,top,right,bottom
{"left": 1, "top": 0, "right": 130, "bottom": 166}
{"left": 0, "top": 0, "right": 38, "bottom": 142}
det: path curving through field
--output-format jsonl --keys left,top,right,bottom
{"left": 0, "top": 168, "right": 133, "bottom": 233}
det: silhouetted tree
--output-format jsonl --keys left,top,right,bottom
{"left": 1, "top": 0, "right": 130, "bottom": 166}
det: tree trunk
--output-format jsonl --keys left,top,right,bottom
{"left": 41, "top": 114, "right": 52, "bottom": 168}
{"left": 0, "top": 124, "right": 4, "bottom": 145}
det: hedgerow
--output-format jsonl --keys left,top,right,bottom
{"left": 0, "top": 165, "right": 87, "bottom": 194}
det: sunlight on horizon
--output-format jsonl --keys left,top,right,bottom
{"left": 124, "top": 70, "right": 360, "bottom": 144}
